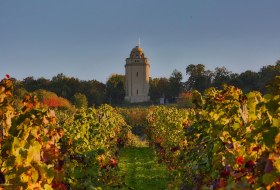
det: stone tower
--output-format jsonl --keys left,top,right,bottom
{"left": 125, "top": 46, "right": 150, "bottom": 103}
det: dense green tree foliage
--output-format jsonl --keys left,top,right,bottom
{"left": 149, "top": 77, "right": 170, "bottom": 103}
{"left": 17, "top": 73, "right": 105, "bottom": 106}
{"left": 185, "top": 60, "right": 279, "bottom": 94}
{"left": 105, "top": 74, "right": 125, "bottom": 105}
{"left": 9, "top": 60, "right": 280, "bottom": 105}
{"left": 234, "top": 70, "right": 259, "bottom": 93}
{"left": 168, "top": 70, "right": 184, "bottom": 100}
{"left": 185, "top": 64, "right": 213, "bottom": 92}
{"left": 72, "top": 93, "right": 88, "bottom": 109}
{"left": 212, "top": 66, "right": 232, "bottom": 88}
{"left": 257, "top": 60, "right": 280, "bottom": 92}
{"left": 83, "top": 80, "right": 106, "bottom": 106}
{"left": 149, "top": 70, "right": 184, "bottom": 103}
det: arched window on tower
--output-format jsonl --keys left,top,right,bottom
{"left": 136, "top": 72, "right": 138, "bottom": 77}
{"left": 136, "top": 89, "right": 138, "bottom": 95}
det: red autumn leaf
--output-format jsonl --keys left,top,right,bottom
{"left": 110, "top": 158, "right": 117, "bottom": 167}
{"left": 236, "top": 156, "right": 244, "bottom": 165}
{"left": 252, "top": 145, "right": 261, "bottom": 151}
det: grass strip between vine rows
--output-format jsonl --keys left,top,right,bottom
{"left": 117, "top": 147, "right": 170, "bottom": 190}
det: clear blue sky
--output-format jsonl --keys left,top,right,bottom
{"left": 0, "top": 0, "right": 279, "bottom": 83}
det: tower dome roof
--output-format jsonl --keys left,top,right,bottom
{"left": 130, "top": 46, "right": 145, "bottom": 58}
{"left": 132, "top": 46, "right": 143, "bottom": 52}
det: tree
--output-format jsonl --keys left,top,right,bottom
{"left": 22, "top": 76, "right": 51, "bottom": 92}
{"left": 82, "top": 80, "right": 106, "bottom": 106}
{"left": 149, "top": 77, "right": 170, "bottom": 103}
{"left": 50, "top": 73, "right": 72, "bottom": 98}
{"left": 257, "top": 61, "right": 280, "bottom": 93}
{"left": 23, "top": 76, "right": 36, "bottom": 91}
{"left": 21, "top": 73, "right": 107, "bottom": 106}
{"left": 106, "top": 74, "right": 125, "bottom": 105}
{"left": 33, "top": 89, "right": 73, "bottom": 110}
{"left": 266, "top": 76, "right": 280, "bottom": 95}
{"left": 169, "top": 70, "right": 183, "bottom": 101}
{"left": 50, "top": 73, "right": 81, "bottom": 99}
{"left": 235, "top": 70, "right": 259, "bottom": 93}
{"left": 212, "top": 67, "right": 231, "bottom": 88}
{"left": 73, "top": 93, "right": 88, "bottom": 109}
{"left": 185, "top": 64, "right": 212, "bottom": 92}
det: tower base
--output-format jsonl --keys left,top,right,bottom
{"left": 125, "top": 96, "right": 150, "bottom": 103}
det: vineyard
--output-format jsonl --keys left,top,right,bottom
{"left": 146, "top": 86, "right": 280, "bottom": 189}
{"left": 0, "top": 77, "right": 279, "bottom": 189}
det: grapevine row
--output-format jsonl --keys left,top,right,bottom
{"left": 0, "top": 78, "right": 130, "bottom": 190}
{"left": 146, "top": 85, "right": 280, "bottom": 189}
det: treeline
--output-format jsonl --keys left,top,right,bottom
{"left": 11, "top": 60, "right": 280, "bottom": 106}
{"left": 13, "top": 73, "right": 106, "bottom": 107}
{"left": 150, "top": 60, "right": 279, "bottom": 103}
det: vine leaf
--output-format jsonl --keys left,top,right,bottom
{"left": 263, "top": 127, "right": 279, "bottom": 148}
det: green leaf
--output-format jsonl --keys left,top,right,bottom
{"left": 265, "top": 98, "right": 279, "bottom": 113}
{"left": 192, "top": 90, "right": 204, "bottom": 107}
{"left": 26, "top": 141, "right": 41, "bottom": 164}
{"left": 40, "top": 164, "right": 54, "bottom": 184}
{"left": 30, "top": 167, "right": 39, "bottom": 183}
{"left": 273, "top": 158, "right": 280, "bottom": 171}
{"left": 272, "top": 118, "right": 280, "bottom": 127}
{"left": 97, "top": 148, "right": 105, "bottom": 155}
{"left": 262, "top": 173, "right": 277, "bottom": 185}
{"left": 232, "top": 123, "right": 241, "bottom": 130}
{"left": 74, "top": 167, "right": 84, "bottom": 178}
{"left": 263, "top": 127, "right": 279, "bottom": 148}
{"left": 44, "top": 184, "right": 54, "bottom": 190}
